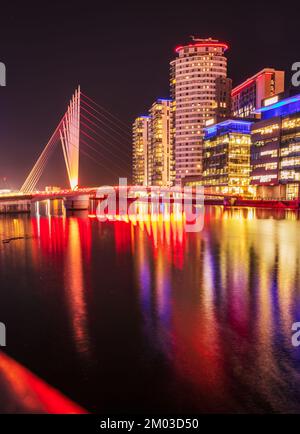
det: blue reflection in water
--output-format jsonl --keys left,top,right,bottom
{"left": 0, "top": 205, "right": 300, "bottom": 413}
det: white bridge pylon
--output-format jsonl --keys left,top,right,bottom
{"left": 20, "top": 86, "right": 81, "bottom": 194}
{"left": 60, "top": 87, "right": 80, "bottom": 191}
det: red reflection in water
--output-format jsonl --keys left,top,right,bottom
{"left": 21, "top": 205, "right": 300, "bottom": 412}
{"left": 31, "top": 216, "right": 67, "bottom": 257}
{"left": 113, "top": 212, "right": 186, "bottom": 270}
{"left": 31, "top": 215, "right": 92, "bottom": 358}
{"left": 64, "top": 218, "right": 92, "bottom": 356}
{"left": 114, "top": 221, "right": 132, "bottom": 254}
{"left": 128, "top": 208, "right": 242, "bottom": 409}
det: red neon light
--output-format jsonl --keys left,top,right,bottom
{"left": 175, "top": 42, "right": 229, "bottom": 53}
{"left": 231, "top": 72, "right": 274, "bottom": 96}
{"left": 231, "top": 78, "right": 255, "bottom": 96}
{"left": 0, "top": 352, "right": 86, "bottom": 414}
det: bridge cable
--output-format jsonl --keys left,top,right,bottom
{"left": 81, "top": 92, "right": 130, "bottom": 131}
{"left": 80, "top": 105, "right": 131, "bottom": 145}
{"left": 81, "top": 135, "right": 131, "bottom": 176}
{"left": 81, "top": 97, "right": 131, "bottom": 138}
{"left": 66, "top": 116, "right": 131, "bottom": 174}
{"left": 80, "top": 115, "right": 131, "bottom": 158}
{"left": 80, "top": 120, "right": 131, "bottom": 163}
{"left": 56, "top": 117, "right": 130, "bottom": 179}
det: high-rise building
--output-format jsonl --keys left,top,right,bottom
{"left": 201, "top": 119, "right": 253, "bottom": 195}
{"left": 170, "top": 37, "right": 229, "bottom": 184}
{"left": 215, "top": 76, "right": 232, "bottom": 120}
{"left": 251, "top": 93, "right": 300, "bottom": 200}
{"left": 232, "top": 68, "right": 285, "bottom": 118}
{"left": 148, "top": 98, "right": 175, "bottom": 187}
{"left": 132, "top": 116, "right": 150, "bottom": 186}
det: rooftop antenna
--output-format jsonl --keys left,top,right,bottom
{"left": 190, "top": 36, "right": 219, "bottom": 42}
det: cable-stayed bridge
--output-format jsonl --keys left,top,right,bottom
{"left": 20, "top": 86, "right": 131, "bottom": 194}
{"left": 0, "top": 87, "right": 251, "bottom": 214}
{"left": 0, "top": 87, "right": 136, "bottom": 212}
{"left": 0, "top": 87, "right": 145, "bottom": 211}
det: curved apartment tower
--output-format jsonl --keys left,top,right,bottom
{"left": 170, "top": 37, "right": 230, "bottom": 184}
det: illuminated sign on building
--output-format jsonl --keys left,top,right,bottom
{"left": 264, "top": 95, "right": 279, "bottom": 107}
{"left": 205, "top": 118, "right": 215, "bottom": 126}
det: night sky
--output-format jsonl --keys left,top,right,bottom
{"left": 0, "top": 0, "right": 299, "bottom": 188}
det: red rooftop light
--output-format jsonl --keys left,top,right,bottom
{"left": 175, "top": 42, "right": 229, "bottom": 53}
{"left": 231, "top": 72, "right": 273, "bottom": 96}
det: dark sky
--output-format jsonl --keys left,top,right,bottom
{"left": 0, "top": 0, "right": 299, "bottom": 188}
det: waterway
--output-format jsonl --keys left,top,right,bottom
{"left": 1, "top": 204, "right": 300, "bottom": 413}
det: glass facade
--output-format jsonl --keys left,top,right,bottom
{"left": 251, "top": 93, "right": 300, "bottom": 199}
{"left": 231, "top": 69, "right": 285, "bottom": 119}
{"left": 251, "top": 118, "right": 281, "bottom": 185}
{"left": 280, "top": 113, "right": 300, "bottom": 184}
{"left": 202, "top": 120, "right": 252, "bottom": 195}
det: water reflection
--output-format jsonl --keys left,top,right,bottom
{"left": 33, "top": 211, "right": 92, "bottom": 359}
{"left": 116, "top": 206, "right": 300, "bottom": 412}
{"left": 64, "top": 218, "right": 92, "bottom": 357}
{"left": 1, "top": 204, "right": 300, "bottom": 412}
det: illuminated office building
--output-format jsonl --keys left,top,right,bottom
{"left": 251, "top": 93, "right": 300, "bottom": 199}
{"left": 232, "top": 68, "right": 285, "bottom": 118}
{"left": 215, "top": 76, "right": 232, "bottom": 120}
{"left": 170, "top": 37, "right": 230, "bottom": 184}
{"left": 132, "top": 116, "right": 150, "bottom": 186}
{"left": 148, "top": 98, "right": 175, "bottom": 187}
{"left": 201, "top": 120, "right": 252, "bottom": 195}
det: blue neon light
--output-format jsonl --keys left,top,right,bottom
{"left": 256, "top": 94, "right": 300, "bottom": 113}
{"left": 256, "top": 93, "right": 300, "bottom": 120}
{"left": 204, "top": 119, "right": 252, "bottom": 139}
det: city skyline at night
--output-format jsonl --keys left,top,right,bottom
{"left": 2, "top": 1, "right": 300, "bottom": 422}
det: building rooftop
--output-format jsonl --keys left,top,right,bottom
{"left": 231, "top": 68, "right": 279, "bottom": 96}
{"left": 255, "top": 93, "right": 300, "bottom": 119}
{"left": 175, "top": 37, "right": 229, "bottom": 53}
{"left": 157, "top": 98, "right": 172, "bottom": 102}
{"left": 204, "top": 119, "right": 253, "bottom": 139}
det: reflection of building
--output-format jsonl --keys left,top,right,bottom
{"left": 201, "top": 119, "right": 253, "bottom": 195}
{"left": 251, "top": 93, "right": 300, "bottom": 199}
{"left": 170, "top": 37, "right": 230, "bottom": 183}
{"left": 232, "top": 68, "right": 285, "bottom": 118}
{"left": 148, "top": 99, "right": 175, "bottom": 187}
{"left": 132, "top": 116, "right": 150, "bottom": 186}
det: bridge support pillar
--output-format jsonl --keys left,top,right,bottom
{"left": 64, "top": 195, "right": 90, "bottom": 211}
{"left": 0, "top": 200, "right": 31, "bottom": 215}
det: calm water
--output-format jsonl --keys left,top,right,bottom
{"left": 1, "top": 204, "right": 300, "bottom": 413}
